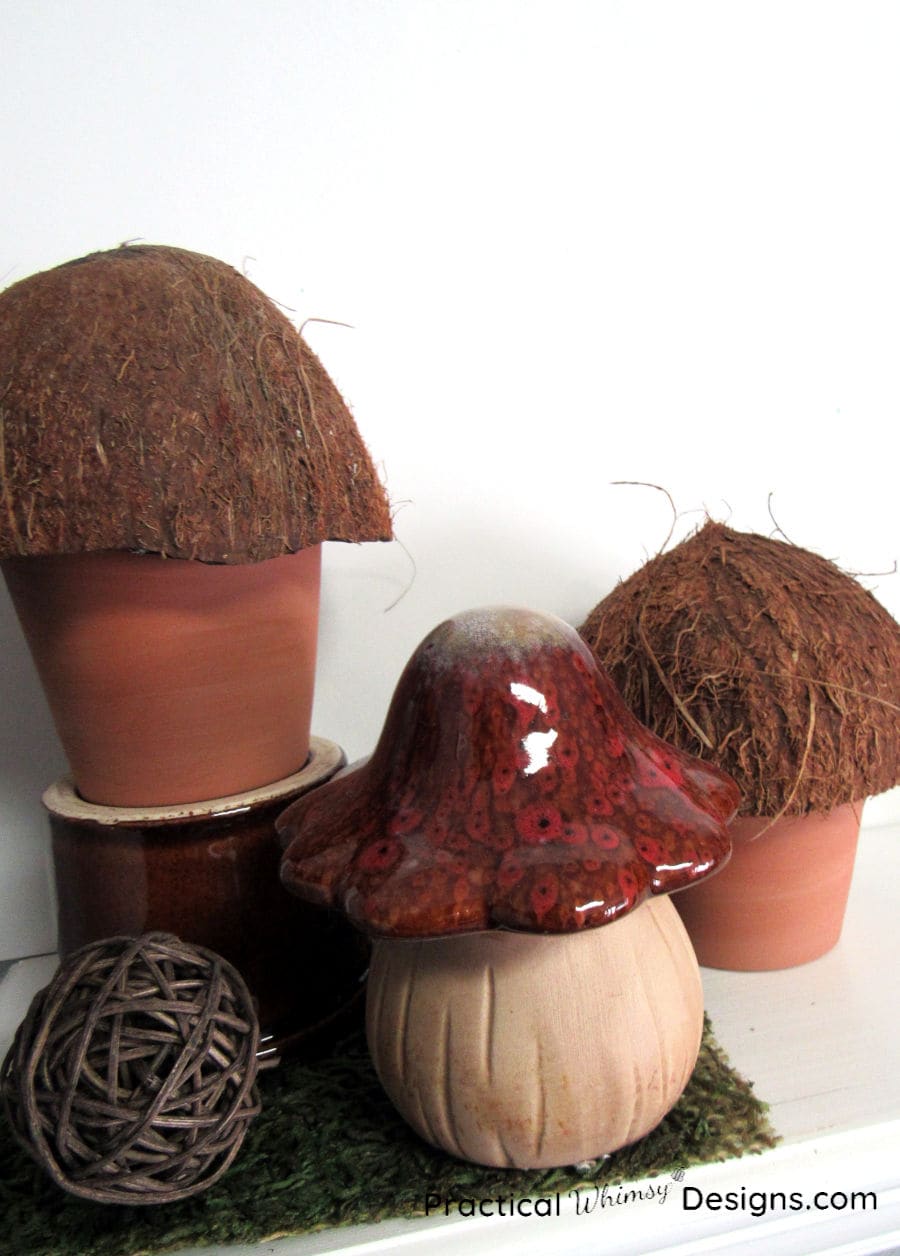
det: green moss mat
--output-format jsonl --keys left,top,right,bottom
{"left": 0, "top": 1016, "right": 777, "bottom": 1256}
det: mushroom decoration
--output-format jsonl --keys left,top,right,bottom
{"left": 580, "top": 520, "right": 900, "bottom": 970}
{"left": 0, "top": 245, "right": 391, "bottom": 1046}
{"left": 279, "top": 607, "right": 739, "bottom": 1168}
{"left": 0, "top": 243, "right": 392, "bottom": 806}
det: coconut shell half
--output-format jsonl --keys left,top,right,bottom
{"left": 0, "top": 245, "right": 392, "bottom": 563}
{"left": 580, "top": 521, "right": 900, "bottom": 816}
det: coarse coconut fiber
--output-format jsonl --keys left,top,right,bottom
{"left": 580, "top": 520, "right": 900, "bottom": 817}
{"left": 0, "top": 245, "right": 392, "bottom": 563}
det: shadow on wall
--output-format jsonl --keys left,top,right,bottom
{"left": 0, "top": 585, "right": 67, "bottom": 791}
{"left": 0, "top": 584, "right": 67, "bottom": 957}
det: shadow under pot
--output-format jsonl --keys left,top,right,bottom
{"left": 43, "top": 739, "right": 367, "bottom": 1060}
{"left": 2, "top": 546, "right": 322, "bottom": 808}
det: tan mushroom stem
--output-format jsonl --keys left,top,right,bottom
{"left": 366, "top": 896, "right": 702, "bottom": 1169}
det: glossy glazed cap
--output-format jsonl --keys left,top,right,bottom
{"left": 278, "top": 606, "right": 740, "bottom": 938}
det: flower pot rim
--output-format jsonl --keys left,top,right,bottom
{"left": 43, "top": 736, "right": 344, "bottom": 826}
{"left": 730, "top": 799, "right": 865, "bottom": 841}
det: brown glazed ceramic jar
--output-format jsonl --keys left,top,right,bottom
{"left": 43, "top": 738, "right": 365, "bottom": 1057}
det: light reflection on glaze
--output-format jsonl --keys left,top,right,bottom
{"left": 509, "top": 682, "right": 548, "bottom": 712}
{"left": 279, "top": 607, "right": 740, "bottom": 938}
{"left": 521, "top": 728, "right": 558, "bottom": 775}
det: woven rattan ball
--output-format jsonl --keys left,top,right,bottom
{"left": 1, "top": 932, "right": 261, "bottom": 1204}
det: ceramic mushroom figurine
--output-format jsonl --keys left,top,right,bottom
{"left": 279, "top": 606, "right": 739, "bottom": 1169}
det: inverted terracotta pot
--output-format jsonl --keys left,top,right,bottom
{"left": 3, "top": 546, "right": 321, "bottom": 806}
{"left": 43, "top": 739, "right": 366, "bottom": 1057}
{"left": 673, "top": 801, "right": 863, "bottom": 971}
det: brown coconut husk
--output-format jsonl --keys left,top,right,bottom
{"left": 0, "top": 245, "right": 392, "bottom": 563}
{"left": 580, "top": 520, "right": 900, "bottom": 817}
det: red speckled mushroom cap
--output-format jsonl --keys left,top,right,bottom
{"left": 278, "top": 606, "right": 739, "bottom": 938}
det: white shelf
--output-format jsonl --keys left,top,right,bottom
{"left": 2, "top": 822, "right": 898, "bottom": 1255}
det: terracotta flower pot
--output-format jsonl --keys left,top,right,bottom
{"left": 3, "top": 546, "right": 321, "bottom": 807}
{"left": 673, "top": 801, "right": 864, "bottom": 970}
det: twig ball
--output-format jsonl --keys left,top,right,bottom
{"left": 1, "top": 933, "right": 261, "bottom": 1204}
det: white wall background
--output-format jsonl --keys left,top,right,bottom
{"left": 1, "top": 0, "right": 898, "bottom": 959}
